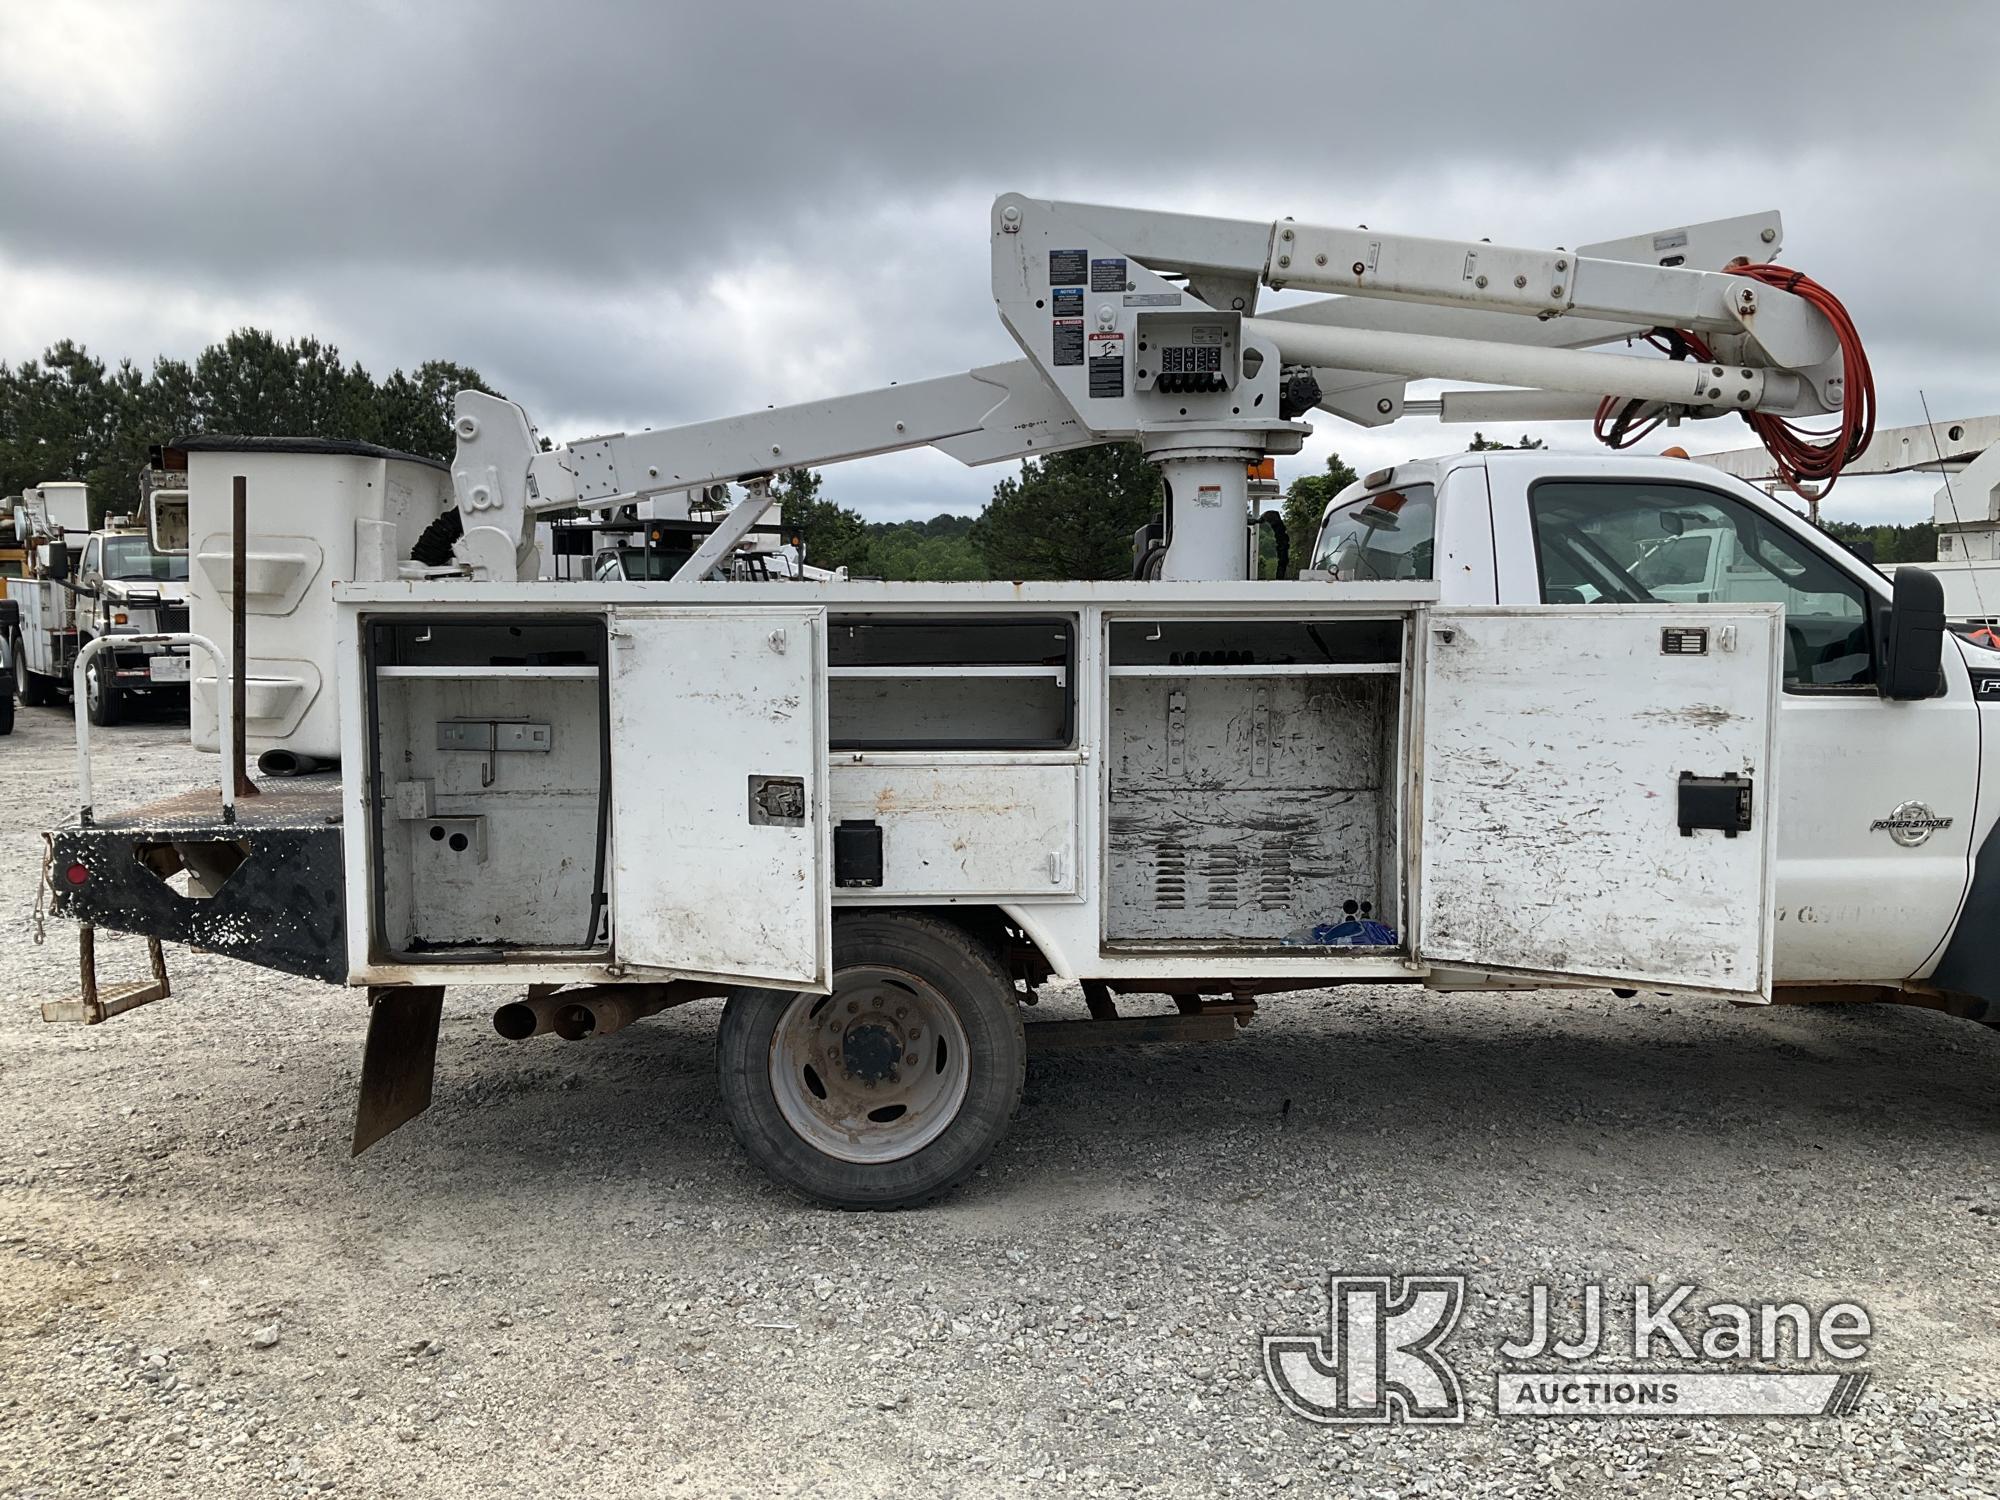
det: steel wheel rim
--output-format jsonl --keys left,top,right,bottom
{"left": 768, "top": 966, "right": 971, "bottom": 1164}
{"left": 85, "top": 660, "right": 102, "bottom": 713}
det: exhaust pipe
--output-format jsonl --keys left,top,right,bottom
{"left": 554, "top": 992, "right": 660, "bottom": 1040}
{"left": 492, "top": 993, "right": 570, "bottom": 1040}
{"left": 257, "top": 748, "right": 331, "bottom": 777}
{"left": 548, "top": 982, "right": 732, "bottom": 1041}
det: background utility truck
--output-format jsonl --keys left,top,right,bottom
{"left": 36, "top": 194, "right": 1998, "bottom": 1210}
{"left": 6, "top": 479, "right": 192, "bottom": 724}
{"left": 1701, "top": 413, "right": 2000, "bottom": 629}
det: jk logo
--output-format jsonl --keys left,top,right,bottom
{"left": 1262, "top": 1274, "right": 1467, "bottom": 1425}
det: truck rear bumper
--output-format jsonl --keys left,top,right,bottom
{"left": 107, "top": 645, "right": 191, "bottom": 685}
{"left": 48, "top": 777, "right": 347, "bottom": 984}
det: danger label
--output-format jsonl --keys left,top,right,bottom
{"left": 1087, "top": 330, "right": 1124, "bottom": 398}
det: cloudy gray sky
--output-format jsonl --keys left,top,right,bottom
{"left": 5, "top": 0, "right": 1997, "bottom": 524}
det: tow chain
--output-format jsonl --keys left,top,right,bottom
{"left": 32, "top": 835, "right": 52, "bottom": 946}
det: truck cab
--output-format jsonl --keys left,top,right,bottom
{"left": 1312, "top": 449, "right": 1994, "bottom": 990}
{"left": 68, "top": 522, "right": 192, "bottom": 725}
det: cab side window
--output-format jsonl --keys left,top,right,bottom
{"left": 79, "top": 538, "right": 100, "bottom": 581}
{"left": 1310, "top": 484, "right": 1437, "bottom": 581}
{"left": 1529, "top": 480, "right": 1874, "bottom": 692}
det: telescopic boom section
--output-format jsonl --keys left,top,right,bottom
{"left": 450, "top": 193, "right": 1866, "bottom": 582}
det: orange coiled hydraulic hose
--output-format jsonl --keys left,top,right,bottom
{"left": 1594, "top": 262, "right": 1876, "bottom": 496}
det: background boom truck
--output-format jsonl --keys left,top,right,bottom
{"left": 6, "top": 479, "right": 193, "bottom": 725}
{"left": 1700, "top": 413, "right": 2000, "bottom": 628}
{"left": 36, "top": 194, "right": 1999, "bottom": 1210}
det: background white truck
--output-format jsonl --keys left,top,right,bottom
{"left": 6, "top": 480, "right": 192, "bottom": 724}
{"left": 1699, "top": 413, "right": 2000, "bottom": 628}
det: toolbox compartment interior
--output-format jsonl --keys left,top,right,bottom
{"left": 1102, "top": 616, "right": 1404, "bottom": 950}
{"left": 364, "top": 618, "right": 607, "bottom": 959}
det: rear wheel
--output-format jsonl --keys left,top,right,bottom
{"left": 12, "top": 634, "right": 53, "bottom": 708}
{"left": 84, "top": 649, "right": 122, "bottom": 727}
{"left": 0, "top": 679, "right": 12, "bottom": 736}
{"left": 716, "top": 913, "right": 1026, "bottom": 1208}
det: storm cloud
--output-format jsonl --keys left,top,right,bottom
{"left": 4, "top": 0, "right": 1996, "bottom": 522}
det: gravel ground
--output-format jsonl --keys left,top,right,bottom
{"left": 3, "top": 706, "right": 1998, "bottom": 1498}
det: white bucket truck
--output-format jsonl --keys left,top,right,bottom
{"left": 5, "top": 482, "right": 192, "bottom": 725}
{"left": 40, "top": 195, "right": 1994, "bottom": 1209}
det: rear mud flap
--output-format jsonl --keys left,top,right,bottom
{"left": 352, "top": 986, "right": 445, "bottom": 1156}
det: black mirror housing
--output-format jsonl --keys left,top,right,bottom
{"left": 1880, "top": 566, "right": 1946, "bottom": 700}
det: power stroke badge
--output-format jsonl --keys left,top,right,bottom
{"left": 1871, "top": 801, "right": 1953, "bottom": 847}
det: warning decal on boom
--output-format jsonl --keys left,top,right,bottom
{"left": 1088, "top": 330, "right": 1124, "bottom": 398}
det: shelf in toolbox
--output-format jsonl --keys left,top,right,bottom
{"left": 375, "top": 665, "right": 600, "bottom": 679}
{"left": 1106, "top": 661, "right": 1399, "bottom": 677}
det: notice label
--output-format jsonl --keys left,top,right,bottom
{"left": 1087, "top": 330, "right": 1124, "bottom": 398}
{"left": 1090, "top": 257, "right": 1128, "bottom": 292}
{"left": 1051, "top": 286, "right": 1084, "bottom": 318}
{"left": 1049, "top": 249, "right": 1088, "bottom": 286}
{"left": 1052, "top": 318, "right": 1084, "bottom": 366}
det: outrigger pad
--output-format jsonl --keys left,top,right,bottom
{"left": 351, "top": 986, "right": 445, "bottom": 1157}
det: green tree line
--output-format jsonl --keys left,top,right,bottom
{"left": 778, "top": 445, "right": 1361, "bottom": 582}
{"left": 1824, "top": 520, "right": 1938, "bottom": 565}
{"left": 1, "top": 331, "right": 494, "bottom": 525}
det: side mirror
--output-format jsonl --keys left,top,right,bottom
{"left": 1879, "top": 566, "right": 1946, "bottom": 700}
{"left": 45, "top": 541, "right": 70, "bottom": 582}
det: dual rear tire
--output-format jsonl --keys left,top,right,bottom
{"left": 716, "top": 913, "right": 1026, "bottom": 1208}
{"left": 84, "top": 649, "right": 123, "bottom": 727}
{"left": 12, "top": 633, "right": 55, "bottom": 708}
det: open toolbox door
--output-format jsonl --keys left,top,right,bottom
{"left": 1415, "top": 605, "right": 1781, "bottom": 1001}
{"left": 607, "top": 606, "right": 830, "bottom": 990}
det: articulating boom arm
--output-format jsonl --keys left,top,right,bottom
{"left": 451, "top": 192, "right": 1864, "bottom": 582}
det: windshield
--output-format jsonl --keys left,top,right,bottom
{"left": 615, "top": 546, "right": 696, "bottom": 580}
{"left": 1310, "top": 485, "right": 1436, "bottom": 581}
{"left": 101, "top": 535, "right": 188, "bottom": 582}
